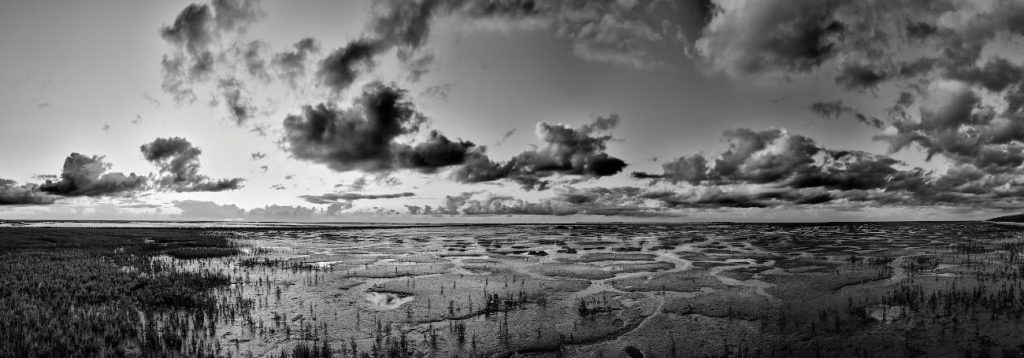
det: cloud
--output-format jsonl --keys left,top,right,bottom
{"left": 140, "top": 137, "right": 245, "bottom": 192}
{"left": 283, "top": 81, "right": 477, "bottom": 172}
{"left": 272, "top": 37, "right": 320, "bottom": 87}
{"left": 0, "top": 179, "right": 56, "bottom": 205}
{"left": 315, "top": 0, "right": 678, "bottom": 95}
{"left": 159, "top": 0, "right": 262, "bottom": 103}
{"left": 408, "top": 188, "right": 670, "bottom": 217}
{"left": 173, "top": 200, "right": 246, "bottom": 218}
{"left": 708, "top": 128, "right": 819, "bottom": 184}
{"left": 559, "top": 8, "right": 664, "bottom": 69}
{"left": 808, "top": 100, "right": 885, "bottom": 128}
{"left": 218, "top": 78, "right": 257, "bottom": 125}
{"left": 944, "top": 57, "right": 1024, "bottom": 93}
{"left": 251, "top": 151, "right": 266, "bottom": 160}
{"left": 695, "top": 0, "right": 844, "bottom": 78}
{"left": 622, "top": 124, "right": 1024, "bottom": 211}
{"left": 453, "top": 114, "right": 628, "bottom": 190}
{"left": 238, "top": 41, "right": 270, "bottom": 81}
{"left": 632, "top": 155, "right": 708, "bottom": 185}
{"left": 173, "top": 200, "right": 384, "bottom": 220}
{"left": 693, "top": 1, "right": 1024, "bottom": 193}
{"left": 300, "top": 191, "right": 414, "bottom": 205}
{"left": 393, "top": 131, "right": 476, "bottom": 172}
{"left": 875, "top": 81, "right": 1024, "bottom": 173}
{"left": 317, "top": 40, "right": 386, "bottom": 93}
{"left": 496, "top": 128, "right": 517, "bottom": 145}
{"left": 39, "top": 154, "right": 147, "bottom": 197}
{"left": 211, "top": 0, "right": 262, "bottom": 32}
{"left": 835, "top": 62, "right": 890, "bottom": 91}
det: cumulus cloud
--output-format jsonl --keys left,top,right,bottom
{"left": 453, "top": 114, "right": 628, "bottom": 190}
{"left": 0, "top": 179, "right": 56, "bottom": 205}
{"left": 140, "top": 137, "right": 245, "bottom": 192}
{"left": 625, "top": 125, "right": 1024, "bottom": 211}
{"left": 39, "top": 154, "right": 148, "bottom": 197}
{"left": 876, "top": 81, "right": 1024, "bottom": 173}
{"left": 693, "top": 0, "right": 1024, "bottom": 101}
{"left": 282, "top": 81, "right": 476, "bottom": 172}
{"left": 686, "top": 0, "right": 1024, "bottom": 211}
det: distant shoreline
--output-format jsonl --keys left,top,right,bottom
{"left": 0, "top": 219, "right": 989, "bottom": 229}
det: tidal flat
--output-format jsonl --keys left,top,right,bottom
{"left": 3, "top": 222, "right": 1024, "bottom": 357}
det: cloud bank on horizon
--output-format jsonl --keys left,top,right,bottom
{"left": 3, "top": 0, "right": 1024, "bottom": 221}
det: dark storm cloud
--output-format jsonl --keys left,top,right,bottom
{"left": 300, "top": 192, "right": 415, "bottom": 205}
{"left": 39, "top": 154, "right": 147, "bottom": 197}
{"left": 140, "top": 137, "right": 245, "bottom": 192}
{"left": 283, "top": 81, "right": 478, "bottom": 173}
{"left": 452, "top": 115, "right": 628, "bottom": 190}
{"left": 0, "top": 179, "right": 56, "bottom": 205}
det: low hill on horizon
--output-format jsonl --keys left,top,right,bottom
{"left": 988, "top": 213, "right": 1024, "bottom": 222}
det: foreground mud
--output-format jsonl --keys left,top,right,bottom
{"left": 5, "top": 222, "right": 1024, "bottom": 357}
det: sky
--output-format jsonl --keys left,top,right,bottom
{"left": 2, "top": 0, "right": 1024, "bottom": 222}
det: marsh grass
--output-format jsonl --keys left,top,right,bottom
{"left": 0, "top": 228, "right": 239, "bottom": 357}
